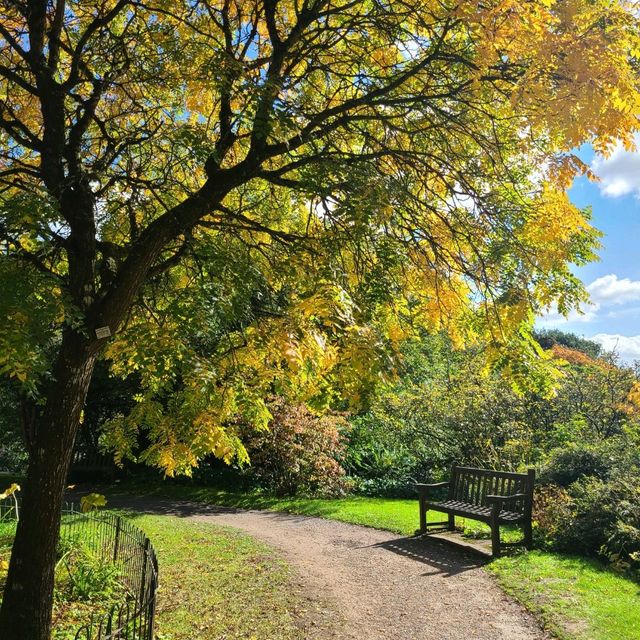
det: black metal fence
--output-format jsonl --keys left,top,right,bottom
{"left": 0, "top": 500, "right": 158, "bottom": 639}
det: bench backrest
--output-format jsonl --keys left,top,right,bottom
{"left": 449, "top": 464, "right": 535, "bottom": 515}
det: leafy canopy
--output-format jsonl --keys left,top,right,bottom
{"left": 0, "top": 0, "right": 638, "bottom": 475}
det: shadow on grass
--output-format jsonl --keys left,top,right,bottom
{"left": 101, "top": 493, "right": 353, "bottom": 521}
{"left": 73, "top": 483, "right": 393, "bottom": 520}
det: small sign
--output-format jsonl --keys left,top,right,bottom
{"left": 95, "top": 326, "right": 111, "bottom": 339}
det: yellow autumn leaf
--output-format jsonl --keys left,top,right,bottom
{"left": 80, "top": 493, "right": 108, "bottom": 513}
{"left": 0, "top": 484, "right": 20, "bottom": 500}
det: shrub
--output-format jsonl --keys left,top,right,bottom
{"left": 189, "top": 458, "right": 254, "bottom": 490}
{"left": 241, "top": 398, "right": 350, "bottom": 497}
{"left": 532, "top": 483, "right": 574, "bottom": 548}
{"left": 343, "top": 412, "right": 430, "bottom": 496}
{"left": 600, "top": 477, "right": 640, "bottom": 576}
{"left": 534, "top": 474, "right": 640, "bottom": 576}
{"left": 552, "top": 477, "right": 620, "bottom": 556}
{"left": 540, "top": 443, "right": 613, "bottom": 488}
{"left": 604, "top": 520, "right": 640, "bottom": 576}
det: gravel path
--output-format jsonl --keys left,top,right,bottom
{"left": 112, "top": 497, "right": 548, "bottom": 640}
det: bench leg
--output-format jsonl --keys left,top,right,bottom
{"left": 419, "top": 495, "right": 427, "bottom": 533}
{"left": 448, "top": 513, "right": 455, "bottom": 531}
{"left": 490, "top": 514, "right": 501, "bottom": 557}
{"left": 523, "top": 519, "right": 533, "bottom": 550}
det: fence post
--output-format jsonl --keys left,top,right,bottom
{"left": 147, "top": 571, "right": 157, "bottom": 640}
{"left": 139, "top": 538, "right": 150, "bottom": 606}
{"left": 113, "top": 516, "right": 121, "bottom": 563}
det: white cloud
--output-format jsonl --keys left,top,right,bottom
{"left": 537, "top": 274, "right": 640, "bottom": 328}
{"left": 590, "top": 334, "right": 640, "bottom": 363}
{"left": 587, "top": 274, "right": 640, "bottom": 306}
{"left": 591, "top": 137, "right": 640, "bottom": 198}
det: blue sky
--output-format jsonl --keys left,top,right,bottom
{"left": 536, "top": 142, "right": 640, "bottom": 362}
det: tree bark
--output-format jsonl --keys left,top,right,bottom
{"left": 0, "top": 330, "right": 97, "bottom": 640}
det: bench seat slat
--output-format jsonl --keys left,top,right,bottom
{"left": 424, "top": 499, "right": 525, "bottom": 523}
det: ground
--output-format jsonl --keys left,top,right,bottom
{"left": 115, "top": 496, "right": 548, "bottom": 640}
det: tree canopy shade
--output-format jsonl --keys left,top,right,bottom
{"left": 0, "top": 0, "right": 639, "bottom": 637}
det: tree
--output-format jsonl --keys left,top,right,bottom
{"left": 0, "top": 0, "right": 638, "bottom": 636}
{"left": 549, "top": 345, "right": 640, "bottom": 439}
{"left": 344, "top": 333, "right": 640, "bottom": 495}
{"left": 534, "top": 329, "right": 603, "bottom": 360}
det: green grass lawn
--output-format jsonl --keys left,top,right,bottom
{"left": 131, "top": 514, "right": 302, "bottom": 640}
{"left": 489, "top": 552, "right": 640, "bottom": 640}
{"left": 113, "top": 481, "right": 640, "bottom": 640}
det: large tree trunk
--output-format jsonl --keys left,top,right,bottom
{"left": 0, "top": 331, "right": 97, "bottom": 640}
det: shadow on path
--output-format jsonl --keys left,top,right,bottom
{"left": 105, "top": 493, "right": 342, "bottom": 526}
{"left": 92, "top": 493, "right": 548, "bottom": 640}
{"left": 369, "top": 535, "right": 486, "bottom": 577}
{"left": 103, "top": 494, "right": 240, "bottom": 517}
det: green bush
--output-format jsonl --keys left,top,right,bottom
{"left": 604, "top": 522, "right": 640, "bottom": 576}
{"left": 532, "top": 483, "right": 574, "bottom": 548}
{"left": 343, "top": 412, "right": 434, "bottom": 496}
{"left": 599, "top": 477, "right": 640, "bottom": 576}
{"left": 534, "top": 469, "right": 640, "bottom": 576}
{"left": 550, "top": 477, "right": 619, "bottom": 556}
{"left": 540, "top": 443, "right": 613, "bottom": 488}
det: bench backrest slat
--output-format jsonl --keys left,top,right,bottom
{"left": 448, "top": 464, "right": 534, "bottom": 514}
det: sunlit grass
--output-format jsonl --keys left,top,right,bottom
{"left": 489, "top": 551, "right": 640, "bottom": 640}
{"left": 132, "top": 514, "right": 301, "bottom": 640}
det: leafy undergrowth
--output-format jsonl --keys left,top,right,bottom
{"left": 0, "top": 520, "right": 16, "bottom": 594}
{"left": 51, "top": 539, "right": 125, "bottom": 639}
{"left": 131, "top": 514, "right": 301, "bottom": 639}
{"left": 489, "top": 551, "right": 640, "bottom": 640}
{"left": 114, "top": 481, "right": 640, "bottom": 640}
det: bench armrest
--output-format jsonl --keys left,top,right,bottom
{"left": 486, "top": 492, "right": 525, "bottom": 504}
{"left": 415, "top": 482, "right": 449, "bottom": 497}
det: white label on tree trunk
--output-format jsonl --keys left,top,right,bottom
{"left": 95, "top": 326, "right": 111, "bottom": 339}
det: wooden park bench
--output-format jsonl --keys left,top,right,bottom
{"left": 416, "top": 464, "right": 535, "bottom": 556}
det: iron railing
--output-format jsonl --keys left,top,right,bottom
{"left": 0, "top": 499, "right": 158, "bottom": 639}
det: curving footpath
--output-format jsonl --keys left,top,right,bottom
{"left": 111, "top": 497, "right": 548, "bottom": 640}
